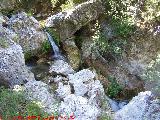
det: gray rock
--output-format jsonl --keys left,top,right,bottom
{"left": 45, "top": 0, "right": 104, "bottom": 41}
{"left": 0, "top": 26, "right": 35, "bottom": 87}
{"left": 58, "top": 94, "right": 100, "bottom": 120}
{"left": 7, "top": 12, "right": 47, "bottom": 57}
{"left": 69, "top": 69, "right": 96, "bottom": 84}
{"left": 24, "top": 81, "right": 59, "bottom": 114}
{"left": 56, "top": 82, "right": 71, "bottom": 99}
{"left": 114, "top": 91, "right": 160, "bottom": 120}
{"left": 62, "top": 37, "right": 80, "bottom": 70}
{"left": 49, "top": 60, "right": 74, "bottom": 76}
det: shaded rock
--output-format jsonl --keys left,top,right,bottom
{"left": 49, "top": 60, "right": 74, "bottom": 76}
{"left": 45, "top": 0, "right": 104, "bottom": 41}
{"left": 7, "top": 12, "right": 47, "bottom": 58}
{"left": 0, "top": 0, "right": 18, "bottom": 14}
{"left": 62, "top": 37, "right": 80, "bottom": 70}
{"left": 114, "top": 91, "right": 160, "bottom": 120}
{"left": 0, "top": 26, "right": 35, "bottom": 87}
{"left": 58, "top": 94, "right": 100, "bottom": 120}
{"left": 24, "top": 80, "right": 59, "bottom": 114}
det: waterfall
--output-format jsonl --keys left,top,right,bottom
{"left": 45, "top": 32, "right": 63, "bottom": 60}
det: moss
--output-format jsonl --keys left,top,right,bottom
{"left": 46, "top": 28, "right": 60, "bottom": 46}
{"left": 24, "top": 51, "right": 32, "bottom": 61}
{"left": 106, "top": 76, "right": 123, "bottom": 98}
{"left": 0, "top": 38, "right": 9, "bottom": 48}
{"left": 0, "top": 87, "right": 49, "bottom": 119}
{"left": 41, "top": 40, "right": 52, "bottom": 54}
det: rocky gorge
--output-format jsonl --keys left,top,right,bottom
{"left": 0, "top": 0, "right": 160, "bottom": 120}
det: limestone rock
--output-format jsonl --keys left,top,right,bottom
{"left": 114, "top": 91, "right": 160, "bottom": 120}
{"left": 7, "top": 12, "right": 48, "bottom": 57}
{"left": 56, "top": 82, "right": 71, "bottom": 99}
{"left": 58, "top": 94, "right": 100, "bottom": 120}
{"left": 45, "top": 0, "right": 104, "bottom": 41}
{"left": 69, "top": 69, "right": 96, "bottom": 84}
{"left": 24, "top": 81, "right": 59, "bottom": 114}
{"left": 0, "top": 26, "right": 35, "bottom": 87}
{"left": 62, "top": 37, "right": 80, "bottom": 70}
{"left": 49, "top": 60, "right": 75, "bottom": 76}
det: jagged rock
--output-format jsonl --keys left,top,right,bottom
{"left": 7, "top": 12, "right": 47, "bottom": 58}
{"left": 45, "top": 0, "right": 104, "bottom": 41}
{"left": 69, "top": 69, "right": 96, "bottom": 84}
{"left": 56, "top": 82, "right": 71, "bottom": 99}
{"left": 62, "top": 37, "right": 80, "bottom": 70}
{"left": 58, "top": 94, "right": 100, "bottom": 120}
{"left": 49, "top": 60, "right": 74, "bottom": 76}
{"left": 24, "top": 81, "right": 59, "bottom": 114}
{"left": 114, "top": 91, "right": 160, "bottom": 120}
{"left": 0, "top": 25, "right": 35, "bottom": 87}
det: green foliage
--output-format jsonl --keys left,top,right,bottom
{"left": 47, "top": 28, "right": 60, "bottom": 45}
{"left": 99, "top": 115, "right": 112, "bottom": 120}
{"left": 94, "top": 31, "right": 127, "bottom": 58}
{"left": 110, "top": 17, "right": 135, "bottom": 38}
{"left": 106, "top": 76, "right": 122, "bottom": 98}
{"left": 142, "top": 55, "right": 160, "bottom": 97}
{"left": 24, "top": 51, "right": 32, "bottom": 61}
{"left": 0, "top": 87, "right": 48, "bottom": 119}
{"left": 0, "top": 38, "right": 9, "bottom": 48}
{"left": 41, "top": 40, "right": 52, "bottom": 54}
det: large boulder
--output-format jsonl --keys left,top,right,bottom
{"left": 45, "top": 0, "right": 104, "bottom": 41}
{"left": 0, "top": 25, "right": 35, "bottom": 87}
{"left": 24, "top": 81, "right": 59, "bottom": 114}
{"left": 114, "top": 91, "right": 160, "bottom": 120}
{"left": 7, "top": 12, "right": 48, "bottom": 59}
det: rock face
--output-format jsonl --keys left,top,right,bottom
{"left": 0, "top": 25, "right": 35, "bottom": 87}
{"left": 62, "top": 37, "right": 81, "bottom": 70}
{"left": 24, "top": 81, "right": 59, "bottom": 114}
{"left": 0, "top": 0, "right": 54, "bottom": 20}
{"left": 49, "top": 60, "right": 75, "bottom": 76}
{"left": 0, "top": 0, "right": 18, "bottom": 13}
{"left": 114, "top": 91, "right": 160, "bottom": 120}
{"left": 45, "top": 0, "right": 104, "bottom": 41}
{"left": 48, "top": 60, "right": 113, "bottom": 119}
{"left": 59, "top": 94, "right": 100, "bottom": 120}
{"left": 7, "top": 12, "right": 47, "bottom": 58}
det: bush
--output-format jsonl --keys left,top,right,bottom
{"left": 0, "top": 87, "right": 48, "bottom": 119}
{"left": 106, "top": 76, "right": 122, "bottom": 98}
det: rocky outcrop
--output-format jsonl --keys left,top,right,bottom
{"left": 45, "top": 0, "right": 104, "bottom": 41}
{"left": 114, "top": 91, "right": 160, "bottom": 120}
{"left": 49, "top": 60, "right": 75, "bottom": 76}
{"left": 24, "top": 81, "right": 59, "bottom": 114}
{"left": 7, "top": 12, "right": 48, "bottom": 58}
{"left": 48, "top": 60, "right": 113, "bottom": 119}
{"left": 62, "top": 37, "right": 81, "bottom": 70}
{"left": 0, "top": 24, "right": 35, "bottom": 87}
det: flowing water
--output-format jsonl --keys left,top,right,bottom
{"left": 45, "top": 32, "right": 64, "bottom": 60}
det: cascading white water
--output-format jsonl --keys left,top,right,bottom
{"left": 45, "top": 32, "right": 63, "bottom": 60}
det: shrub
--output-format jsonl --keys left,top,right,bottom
{"left": 106, "top": 76, "right": 122, "bottom": 98}
{"left": 0, "top": 87, "right": 48, "bottom": 119}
